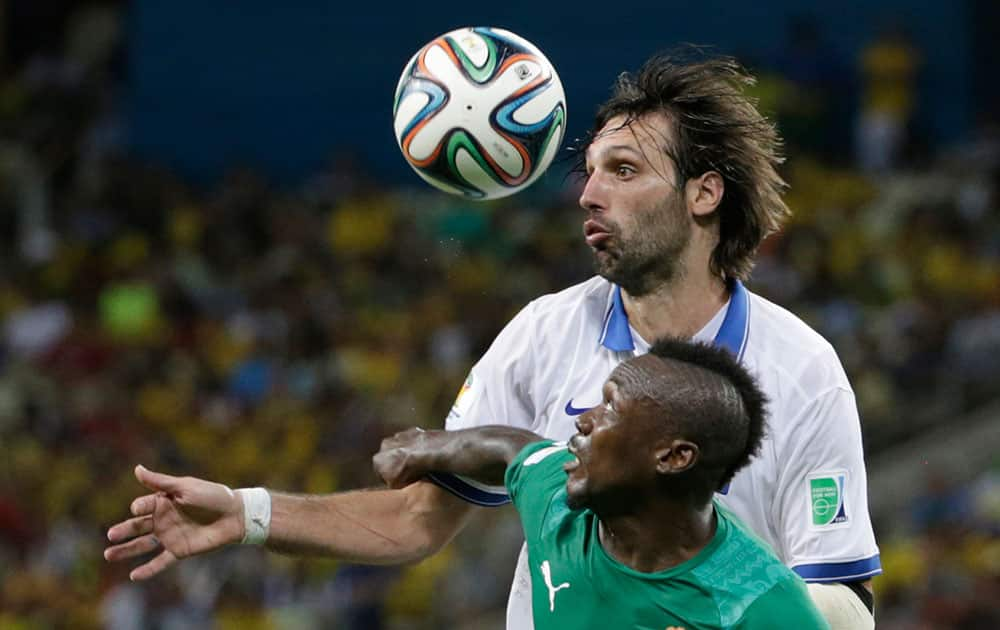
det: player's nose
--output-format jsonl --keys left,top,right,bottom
{"left": 578, "top": 171, "right": 607, "bottom": 213}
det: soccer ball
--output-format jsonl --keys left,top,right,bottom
{"left": 393, "top": 27, "right": 566, "bottom": 200}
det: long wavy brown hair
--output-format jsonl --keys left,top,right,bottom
{"left": 580, "top": 50, "right": 790, "bottom": 281}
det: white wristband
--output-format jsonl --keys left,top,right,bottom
{"left": 235, "top": 487, "right": 271, "bottom": 545}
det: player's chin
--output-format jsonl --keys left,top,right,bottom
{"left": 593, "top": 252, "right": 624, "bottom": 282}
{"left": 591, "top": 247, "right": 615, "bottom": 266}
{"left": 564, "top": 477, "right": 589, "bottom": 510}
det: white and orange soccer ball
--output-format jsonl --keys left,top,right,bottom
{"left": 393, "top": 27, "right": 566, "bottom": 200}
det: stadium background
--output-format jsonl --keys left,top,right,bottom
{"left": 1, "top": 0, "right": 999, "bottom": 628}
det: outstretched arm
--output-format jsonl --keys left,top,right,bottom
{"left": 105, "top": 426, "right": 539, "bottom": 581}
{"left": 105, "top": 465, "right": 476, "bottom": 581}
{"left": 373, "top": 426, "right": 542, "bottom": 488}
{"left": 265, "top": 481, "right": 475, "bottom": 561}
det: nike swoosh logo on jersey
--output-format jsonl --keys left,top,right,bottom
{"left": 564, "top": 399, "right": 594, "bottom": 416}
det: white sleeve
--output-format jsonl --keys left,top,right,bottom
{"left": 774, "top": 385, "right": 882, "bottom": 582}
{"left": 427, "top": 302, "right": 539, "bottom": 506}
{"left": 445, "top": 301, "right": 537, "bottom": 433}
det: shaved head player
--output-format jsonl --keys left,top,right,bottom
{"left": 374, "top": 338, "right": 829, "bottom": 628}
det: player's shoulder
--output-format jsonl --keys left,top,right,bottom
{"left": 526, "top": 275, "right": 611, "bottom": 319}
{"left": 489, "top": 276, "right": 609, "bottom": 356}
{"left": 505, "top": 440, "right": 572, "bottom": 508}
{"left": 512, "top": 276, "right": 612, "bottom": 349}
{"left": 744, "top": 289, "right": 850, "bottom": 393}
{"left": 695, "top": 508, "right": 817, "bottom": 625}
{"left": 739, "top": 577, "right": 830, "bottom": 629}
{"left": 713, "top": 504, "right": 796, "bottom": 573}
{"left": 512, "top": 439, "right": 569, "bottom": 468}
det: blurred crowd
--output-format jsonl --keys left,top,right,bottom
{"left": 1, "top": 3, "right": 999, "bottom": 629}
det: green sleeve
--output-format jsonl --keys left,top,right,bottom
{"left": 504, "top": 440, "right": 574, "bottom": 537}
{"left": 735, "top": 578, "right": 831, "bottom": 630}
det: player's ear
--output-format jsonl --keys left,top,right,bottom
{"left": 655, "top": 440, "right": 699, "bottom": 475}
{"left": 686, "top": 171, "right": 724, "bottom": 218}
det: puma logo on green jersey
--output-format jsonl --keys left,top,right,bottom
{"left": 540, "top": 560, "right": 570, "bottom": 611}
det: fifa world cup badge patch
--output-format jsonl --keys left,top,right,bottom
{"left": 808, "top": 470, "right": 849, "bottom": 529}
{"left": 447, "top": 374, "right": 476, "bottom": 421}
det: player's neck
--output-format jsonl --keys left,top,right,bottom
{"left": 621, "top": 267, "right": 728, "bottom": 343}
{"left": 597, "top": 499, "right": 717, "bottom": 573}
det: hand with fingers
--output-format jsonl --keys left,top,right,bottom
{"left": 373, "top": 428, "right": 442, "bottom": 489}
{"left": 104, "top": 465, "right": 246, "bottom": 581}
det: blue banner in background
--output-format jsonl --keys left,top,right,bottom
{"left": 127, "top": 0, "right": 970, "bottom": 186}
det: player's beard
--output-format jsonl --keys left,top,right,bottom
{"left": 592, "top": 190, "right": 692, "bottom": 297}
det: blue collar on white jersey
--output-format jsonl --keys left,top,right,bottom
{"left": 600, "top": 280, "right": 750, "bottom": 360}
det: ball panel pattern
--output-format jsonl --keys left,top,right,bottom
{"left": 393, "top": 27, "right": 566, "bottom": 199}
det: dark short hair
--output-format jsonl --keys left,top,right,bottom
{"left": 581, "top": 50, "right": 790, "bottom": 281}
{"left": 646, "top": 338, "right": 768, "bottom": 500}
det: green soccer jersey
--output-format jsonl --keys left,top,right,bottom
{"left": 504, "top": 441, "right": 830, "bottom": 630}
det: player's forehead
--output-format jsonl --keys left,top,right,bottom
{"left": 606, "top": 355, "right": 672, "bottom": 398}
{"left": 585, "top": 112, "right": 674, "bottom": 165}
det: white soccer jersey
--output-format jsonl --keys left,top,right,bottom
{"left": 432, "top": 276, "right": 881, "bottom": 628}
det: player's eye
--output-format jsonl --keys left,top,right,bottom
{"left": 615, "top": 165, "right": 636, "bottom": 178}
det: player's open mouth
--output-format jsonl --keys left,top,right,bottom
{"left": 563, "top": 456, "right": 580, "bottom": 474}
{"left": 583, "top": 220, "right": 611, "bottom": 248}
